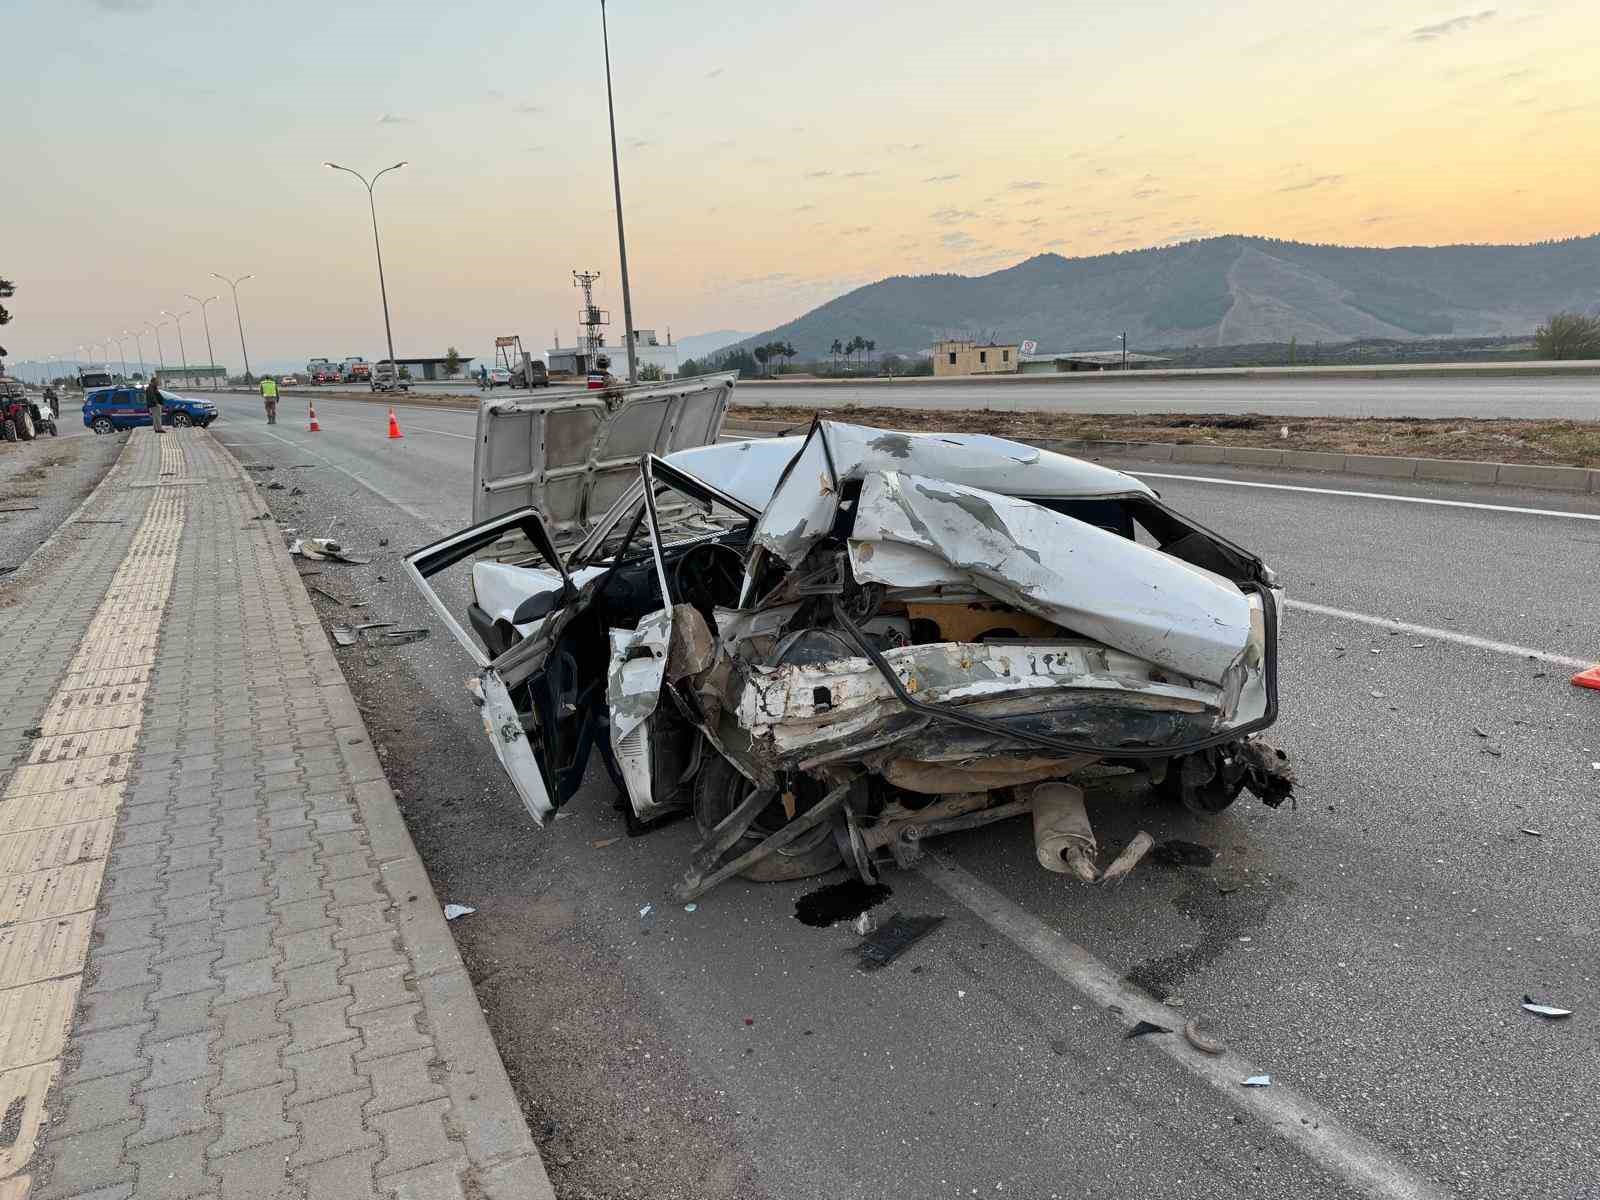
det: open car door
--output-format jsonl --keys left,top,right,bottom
{"left": 404, "top": 508, "right": 593, "bottom": 827}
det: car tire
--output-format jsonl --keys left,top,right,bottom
{"left": 171, "top": 412, "right": 193, "bottom": 427}
{"left": 45, "top": 422, "right": 58, "bottom": 437}
{"left": 91, "top": 416, "right": 115, "bottom": 435}
{"left": 692, "top": 753, "right": 843, "bottom": 882}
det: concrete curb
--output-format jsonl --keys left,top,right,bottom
{"left": 219, "top": 433, "right": 557, "bottom": 1200}
{"left": 725, "top": 418, "right": 1599, "bottom": 494}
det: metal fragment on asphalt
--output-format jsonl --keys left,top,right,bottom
{"left": 443, "top": 904, "right": 476, "bottom": 920}
{"left": 1521, "top": 996, "right": 1573, "bottom": 1018}
{"left": 1242, "top": 1075, "right": 1272, "bottom": 1087}
{"left": 1124, "top": 1020, "right": 1171, "bottom": 1040}
{"left": 857, "top": 913, "right": 945, "bottom": 970}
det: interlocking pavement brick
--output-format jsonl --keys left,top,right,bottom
{"left": 217, "top": 957, "right": 278, "bottom": 1005}
{"left": 346, "top": 965, "right": 412, "bottom": 1016}
{"left": 127, "top": 1075, "right": 218, "bottom": 1146}
{"left": 151, "top": 950, "right": 221, "bottom": 999}
{"left": 149, "top": 987, "right": 219, "bottom": 1042}
{"left": 141, "top": 1030, "right": 215, "bottom": 1090}
{"left": 277, "top": 926, "right": 337, "bottom": 971}
{"left": 94, "top": 914, "right": 159, "bottom": 959}
{"left": 209, "top": 1081, "right": 295, "bottom": 1158}
{"left": 67, "top": 1021, "right": 152, "bottom": 1082}
{"left": 295, "top": 1147, "right": 380, "bottom": 1200}
{"left": 50, "top": 1068, "right": 142, "bottom": 1137}
{"left": 216, "top": 1033, "right": 289, "bottom": 1097}
{"left": 209, "top": 1135, "right": 297, "bottom": 1200}
{"left": 369, "top": 1099, "right": 459, "bottom": 1178}
{"left": 282, "top": 996, "right": 356, "bottom": 1056}
{"left": 362, "top": 1048, "right": 445, "bottom": 1118}
{"left": 153, "top": 920, "right": 220, "bottom": 965}
{"left": 35, "top": 1119, "right": 139, "bottom": 1199}
{"left": 279, "top": 960, "right": 347, "bottom": 1011}
{"left": 350, "top": 1003, "right": 431, "bottom": 1064}
{"left": 272, "top": 898, "right": 327, "bottom": 934}
{"left": 85, "top": 946, "right": 157, "bottom": 996}
{"left": 125, "top": 1129, "right": 214, "bottom": 1200}
{"left": 216, "top": 994, "right": 288, "bottom": 1051}
{"left": 288, "top": 1089, "right": 380, "bottom": 1167}
{"left": 219, "top": 923, "right": 273, "bottom": 967}
{"left": 338, "top": 932, "right": 404, "bottom": 978}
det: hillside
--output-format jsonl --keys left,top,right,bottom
{"left": 727, "top": 234, "right": 1600, "bottom": 359}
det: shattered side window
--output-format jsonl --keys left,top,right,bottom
{"left": 588, "top": 483, "right": 750, "bottom": 565}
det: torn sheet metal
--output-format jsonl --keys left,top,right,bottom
{"left": 736, "top": 638, "right": 1220, "bottom": 759}
{"left": 848, "top": 470, "right": 1254, "bottom": 686}
{"left": 467, "top": 672, "right": 555, "bottom": 826}
{"left": 747, "top": 420, "right": 1156, "bottom": 574}
{"left": 607, "top": 607, "right": 674, "bottom": 822}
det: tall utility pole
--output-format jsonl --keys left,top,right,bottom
{"left": 130, "top": 329, "right": 148, "bottom": 378}
{"left": 147, "top": 321, "right": 168, "bottom": 375}
{"left": 163, "top": 310, "right": 192, "bottom": 387}
{"left": 599, "top": 0, "right": 638, "bottom": 384}
{"left": 1119, "top": 330, "right": 1128, "bottom": 371}
{"left": 111, "top": 334, "right": 129, "bottom": 380}
{"left": 212, "top": 273, "right": 254, "bottom": 380}
{"left": 186, "top": 294, "right": 220, "bottom": 390}
{"left": 325, "top": 162, "right": 405, "bottom": 383}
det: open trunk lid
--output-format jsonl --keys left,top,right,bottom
{"left": 472, "top": 371, "right": 737, "bottom": 543}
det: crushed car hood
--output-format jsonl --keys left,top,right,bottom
{"left": 472, "top": 371, "right": 737, "bottom": 539}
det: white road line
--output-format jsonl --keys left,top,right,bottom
{"left": 251, "top": 428, "right": 453, "bottom": 536}
{"left": 407, "top": 426, "right": 474, "bottom": 440}
{"left": 1135, "top": 472, "right": 1600, "bottom": 521}
{"left": 919, "top": 855, "right": 1452, "bottom": 1200}
{"left": 1117, "top": 397, "right": 1320, "bottom": 406}
{"left": 1285, "top": 599, "right": 1591, "bottom": 668}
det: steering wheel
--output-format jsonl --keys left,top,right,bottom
{"left": 672, "top": 543, "right": 745, "bottom": 624}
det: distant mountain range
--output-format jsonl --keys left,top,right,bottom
{"left": 728, "top": 234, "right": 1600, "bottom": 359}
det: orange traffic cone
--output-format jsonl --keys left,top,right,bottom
{"left": 308, "top": 402, "right": 321, "bottom": 433}
{"left": 1572, "top": 666, "right": 1600, "bottom": 691}
{"left": 387, "top": 408, "right": 404, "bottom": 440}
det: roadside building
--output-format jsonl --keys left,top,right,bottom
{"left": 1017, "top": 350, "right": 1168, "bottom": 374}
{"left": 546, "top": 328, "right": 679, "bottom": 379}
{"left": 932, "top": 339, "right": 1020, "bottom": 376}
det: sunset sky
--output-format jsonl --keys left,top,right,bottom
{"left": 9, "top": 0, "right": 1598, "bottom": 370}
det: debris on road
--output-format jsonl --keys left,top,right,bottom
{"left": 1100, "top": 831, "right": 1156, "bottom": 885}
{"left": 375, "top": 627, "right": 429, "bottom": 646}
{"left": 1242, "top": 1075, "right": 1272, "bottom": 1087}
{"left": 443, "top": 904, "right": 476, "bottom": 920}
{"left": 308, "top": 584, "right": 347, "bottom": 606}
{"left": 289, "top": 536, "right": 371, "bottom": 564}
{"left": 857, "top": 913, "right": 945, "bottom": 970}
{"left": 1124, "top": 1020, "right": 1171, "bottom": 1040}
{"left": 1520, "top": 828, "right": 1543, "bottom": 836}
{"left": 1032, "top": 782, "right": 1099, "bottom": 882}
{"left": 331, "top": 625, "right": 359, "bottom": 647}
{"left": 794, "top": 878, "right": 893, "bottom": 929}
{"left": 1521, "top": 996, "right": 1574, "bottom": 1019}
{"left": 590, "top": 837, "right": 621, "bottom": 849}
{"left": 1183, "top": 1019, "right": 1226, "bottom": 1055}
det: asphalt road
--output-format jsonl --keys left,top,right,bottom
{"left": 207, "top": 388, "right": 1600, "bottom": 1200}
{"left": 736, "top": 376, "right": 1600, "bottom": 420}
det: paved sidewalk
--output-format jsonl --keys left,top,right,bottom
{"left": 0, "top": 430, "right": 553, "bottom": 1200}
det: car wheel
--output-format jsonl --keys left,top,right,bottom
{"left": 171, "top": 412, "right": 193, "bottom": 427}
{"left": 91, "top": 416, "right": 115, "bottom": 435}
{"left": 1, "top": 419, "right": 15, "bottom": 443}
{"left": 692, "top": 753, "right": 843, "bottom": 882}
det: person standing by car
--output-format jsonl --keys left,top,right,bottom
{"left": 145, "top": 374, "right": 165, "bottom": 433}
{"left": 260, "top": 375, "right": 279, "bottom": 424}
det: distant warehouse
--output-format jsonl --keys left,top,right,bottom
{"left": 1018, "top": 350, "right": 1167, "bottom": 373}
{"left": 933, "top": 339, "right": 1020, "bottom": 376}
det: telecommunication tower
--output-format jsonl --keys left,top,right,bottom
{"left": 572, "top": 270, "right": 610, "bottom": 373}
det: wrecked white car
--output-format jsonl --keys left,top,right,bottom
{"left": 406, "top": 373, "right": 1293, "bottom": 899}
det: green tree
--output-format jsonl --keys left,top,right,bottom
{"left": 1287, "top": 335, "right": 1297, "bottom": 365}
{"left": 830, "top": 338, "right": 843, "bottom": 371}
{"left": 680, "top": 357, "right": 701, "bottom": 376}
{"left": 0, "top": 277, "right": 13, "bottom": 327}
{"left": 443, "top": 346, "right": 462, "bottom": 376}
{"left": 639, "top": 362, "right": 663, "bottom": 381}
{"left": 1535, "top": 312, "right": 1600, "bottom": 360}
{"left": 753, "top": 344, "right": 771, "bottom": 376}
{"left": 783, "top": 342, "right": 797, "bottom": 373}
{"left": 865, "top": 339, "right": 876, "bottom": 371}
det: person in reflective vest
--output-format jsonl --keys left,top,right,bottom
{"left": 260, "top": 376, "right": 279, "bottom": 424}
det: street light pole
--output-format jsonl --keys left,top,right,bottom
{"left": 147, "top": 321, "right": 168, "bottom": 376}
{"left": 128, "top": 330, "right": 146, "bottom": 378}
{"left": 186, "top": 295, "right": 220, "bottom": 390}
{"left": 1119, "top": 330, "right": 1127, "bottom": 371}
{"left": 111, "top": 334, "right": 129, "bottom": 380}
{"left": 599, "top": 0, "right": 638, "bottom": 385}
{"left": 212, "top": 273, "right": 254, "bottom": 380}
{"left": 325, "top": 162, "right": 405, "bottom": 384}
{"left": 162, "top": 310, "right": 192, "bottom": 388}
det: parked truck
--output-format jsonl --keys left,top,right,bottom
{"left": 341, "top": 356, "right": 371, "bottom": 384}
{"left": 306, "top": 358, "right": 339, "bottom": 386}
